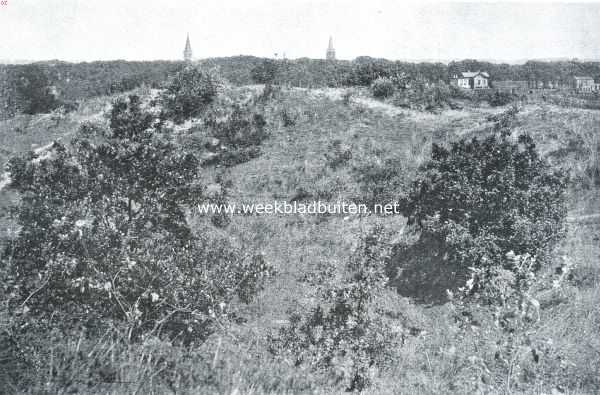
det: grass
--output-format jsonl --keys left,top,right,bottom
{"left": 1, "top": 86, "right": 600, "bottom": 393}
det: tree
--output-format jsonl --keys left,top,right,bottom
{"left": 14, "top": 64, "right": 59, "bottom": 114}
{"left": 4, "top": 95, "right": 272, "bottom": 342}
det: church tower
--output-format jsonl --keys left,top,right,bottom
{"left": 183, "top": 33, "right": 193, "bottom": 62}
{"left": 326, "top": 36, "right": 336, "bottom": 61}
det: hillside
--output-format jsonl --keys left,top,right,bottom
{"left": 1, "top": 81, "right": 599, "bottom": 394}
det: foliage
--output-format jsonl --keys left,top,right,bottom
{"left": 2, "top": 95, "right": 272, "bottom": 346}
{"left": 354, "top": 157, "right": 406, "bottom": 208}
{"left": 203, "top": 104, "right": 269, "bottom": 167}
{"left": 14, "top": 64, "right": 61, "bottom": 115}
{"left": 488, "top": 91, "right": 516, "bottom": 107}
{"left": 269, "top": 227, "right": 401, "bottom": 391}
{"left": 324, "top": 139, "right": 352, "bottom": 170}
{"left": 396, "top": 113, "right": 569, "bottom": 300}
{"left": 393, "top": 80, "right": 453, "bottom": 111}
{"left": 162, "top": 66, "right": 223, "bottom": 123}
{"left": 370, "top": 77, "right": 395, "bottom": 99}
{"left": 280, "top": 106, "right": 299, "bottom": 127}
{"left": 251, "top": 59, "right": 280, "bottom": 85}
{"left": 446, "top": 251, "right": 576, "bottom": 393}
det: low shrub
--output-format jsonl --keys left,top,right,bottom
{"left": 203, "top": 104, "right": 269, "bottom": 167}
{"left": 269, "top": 227, "right": 401, "bottom": 391}
{"left": 161, "top": 66, "right": 223, "bottom": 123}
{"left": 489, "top": 91, "right": 516, "bottom": 107}
{"left": 324, "top": 139, "right": 352, "bottom": 170}
{"left": 391, "top": 112, "right": 569, "bottom": 302}
{"left": 393, "top": 81, "right": 453, "bottom": 111}
{"left": 371, "top": 77, "right": 395, "bottom": 99}
{"left": 280, "top": 106, "right": 299, "bottom": 127}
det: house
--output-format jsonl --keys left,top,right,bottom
{"left": 573, "top": 76, "right": 595, "bottom": 92}
{"left": 450, "top": 71, "right": 489, "bottom": 90}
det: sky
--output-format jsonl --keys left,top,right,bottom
{"left": 1, "top": 0, "right": 600, "bottom": 63}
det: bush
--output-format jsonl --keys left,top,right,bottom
{"left": 489, "top": 91, "right": 515, "bottom": 107}
{"left": 324, "top": 139, "right": 352, "bottom": 170}
{"left": 270, "top": 227, "right": 401, "bottom": 391}
{"left": 2, "top": 95, "right": 272, "bottom": 346}
{"left": 203, "top": 104, "right": 269, "bottom": 167}
{"left": 370, "top": 77, "right": 395, "bottom": 99}
{"left": 280, "top": 106, "right": 298, "bottom": 127}
{"left": 162, "top": 66, "right": 223, "bottom": 123}
{"left": 393, "top": 81, "right": 452, "bottom": 111}
{"left": 392, "top": 114, "right": 569, "bottom": 302}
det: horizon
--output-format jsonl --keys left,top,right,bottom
{"left": 2, "top": 1, "right": 600, "bottom": 63}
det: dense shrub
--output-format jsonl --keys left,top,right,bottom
{"left": 393, "top": 81, "right": 452, "bottom": 111}
{"left": 392, "top": 114, "right": 569, "bottom": 302}
{"left": 162, "top": 66, "right": 223, "bottom": 123}
{"left": 488, "top": 91, "right": 516, "bottom": 107}
{"left": 203, "top": 104, "right": 269, "bottom": 167}
{"left": 370, "top": 76, "right": 395, "bottom": 99}
{"left": 2, "top": 95, "right": 272, "bottom": 347}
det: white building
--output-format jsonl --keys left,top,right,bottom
{"left": 451, "top": 71, "right": 490, "bottom": 89}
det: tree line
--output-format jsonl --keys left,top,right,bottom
{"left": 3, "top": 57, "right": 600, "bottom": 118}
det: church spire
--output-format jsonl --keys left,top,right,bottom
{"left": 326, "top": 36, "right": 336, "bottom": 61}
{"left": 183, "top": 33, "right": 193, "bottom": 62}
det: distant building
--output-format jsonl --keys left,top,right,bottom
{"left": 326, "top": 36, "right": 335, "bottom": 61}
{"left": 183, "top": 33, "right": 193, "bottom": 63}
{"left": 573, "top": 76, "right": 595, "bottom": 92}
{"left": 450, "top": 71, "right": 489, "bottom": 89}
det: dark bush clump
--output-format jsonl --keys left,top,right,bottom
{"left": 390, "top": 113, "right": 569, "bottom": 302}
{"left": 203, "top": 104, "right": 269, "bottom": 167}
{"left": 324, "top": 139, "right": 352, "bottom": 170}
{"left": 489, "top": 91, "right": 516, "bottom": 107}
{"left": 162, "top": 66, "right": 223, "bottom": 123}
{"left": 2, "top": 95, "right": 272, "bottom": 351}
{"left": 393, "top": 81, "right": 453, "bottom": 112}
{"left": 15, "top": 64, "right": 61, "bottom": 115}
{"left": 371, "top": 77, "right": 395, "bottom": 99}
